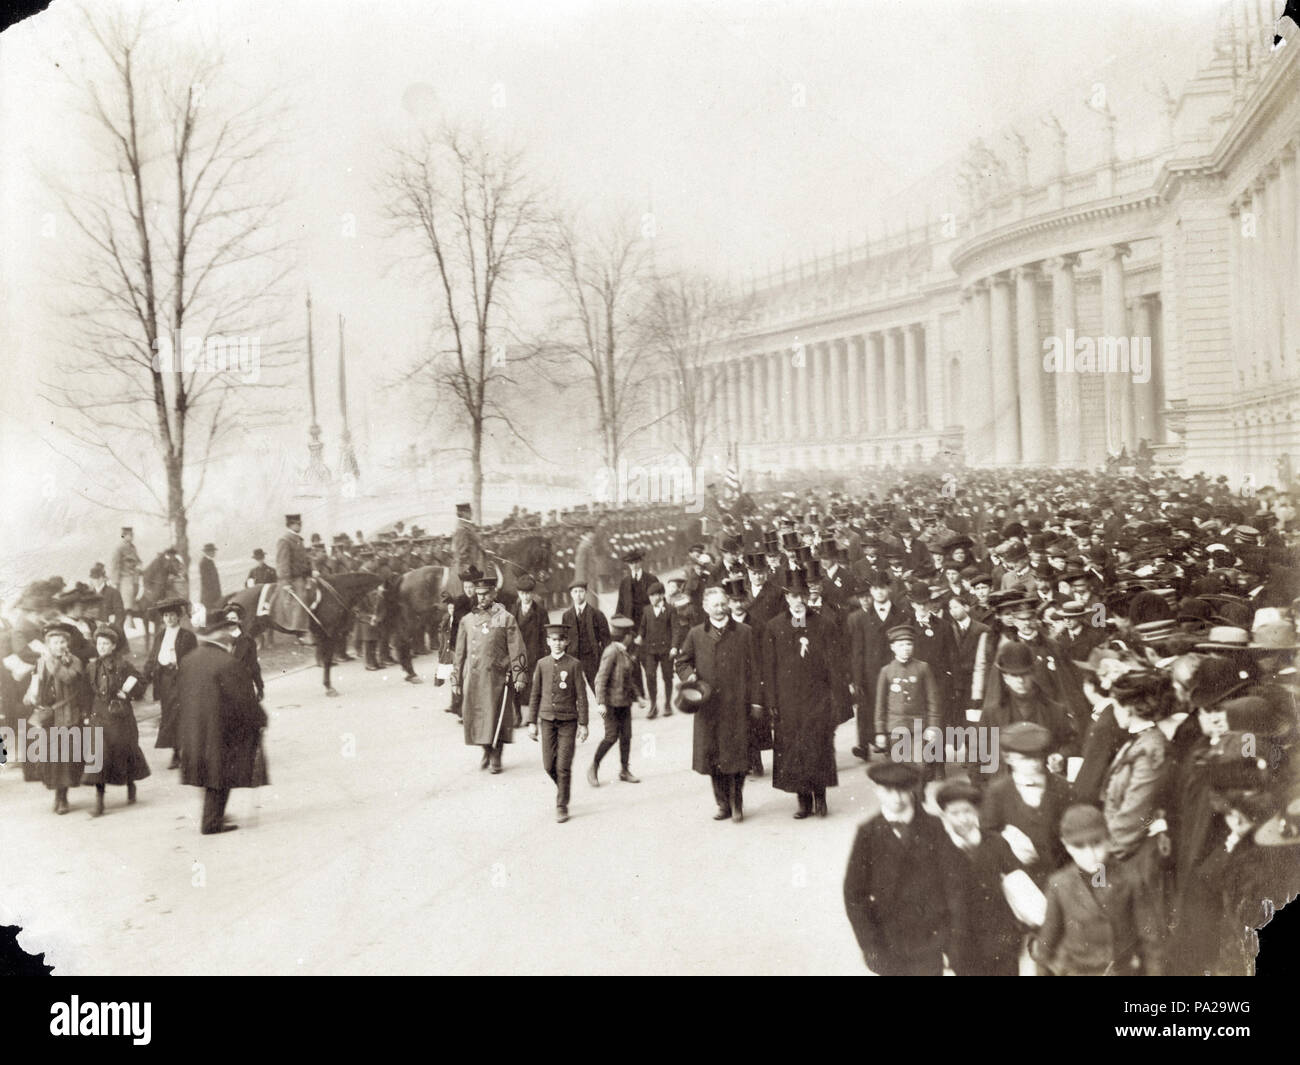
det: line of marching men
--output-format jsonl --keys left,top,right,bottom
{"left": 443, "top": 466, "right": 1300, "bottom": 975}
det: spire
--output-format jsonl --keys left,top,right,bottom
{"left": 301, "top": 291, "right": 332, "bottom": 491}
{"left": 338, "top": 313, "right": 360, "bottom": 482}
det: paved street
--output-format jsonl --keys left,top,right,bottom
{"left": 1, "top": 605, "right": 877, "bottom": 975}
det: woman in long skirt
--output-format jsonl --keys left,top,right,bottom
{"left": 83, "top": 625, "right": 151, "bottom": 816}
{"left": 23, "top": 621, "right": 92, "bottom": 814}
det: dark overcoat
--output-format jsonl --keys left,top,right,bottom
{"left": 177, "top": 642, "right": 269, "bottom": 790}
{"left": 843, "top": 812, "right": 966, "bottom": 975}
{"left": 83, "top": 654, "right": 151, "bottom": 786}
{"left": 25, "top": 653, "right": 92, "bottom": 790}
{"left": 763, "top": 612, "right": 842, "bottom": 792}
{"left": 674, "top": 617, "right": 763, "bottom": 776}
{"left": 144, "top": 625, "right": 198, "bottom": 749}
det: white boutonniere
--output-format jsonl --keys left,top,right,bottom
{"left": 799, "top": 636, "right": 809, "bottom": 658}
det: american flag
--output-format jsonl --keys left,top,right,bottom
{"left": 724, "top": 444, "right": 741, "bottom": 499}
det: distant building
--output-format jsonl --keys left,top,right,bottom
{"left": 642, "top": 0, "right": 1297, "bottom": 488}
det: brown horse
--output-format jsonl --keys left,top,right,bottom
{"left": 223, "top": 572, "right": 383, "bottom": 696}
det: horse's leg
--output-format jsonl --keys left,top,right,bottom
{"left": 322, "top": 627, "right": 339, "bottom": 697}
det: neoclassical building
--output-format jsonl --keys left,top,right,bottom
{"left": 643, "top": 1, "right": 1298, "bottom": 488}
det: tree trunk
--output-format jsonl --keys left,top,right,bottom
{"left": 166, "top": 454, "right": 189, "bottom": 596}
{"left": 471, "top": 431, "right": 484, "bottom": 526}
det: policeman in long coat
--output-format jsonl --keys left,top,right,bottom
{"left": 674, "top": 585, "right": 764, "bottom": 822}
{"left": 763, "top": 569, "right": 844, "bottom": 818}
{"left": 453, "top": 574, "right": 527, "bottom": 772}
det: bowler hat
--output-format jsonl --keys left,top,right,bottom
{"left": 673, "top": 678, "right": 712, "bottom": 714}
{"left": 515, "top": 573, "right": 536, "bottom": 592}
{"left": 1187, "top": 656, "right": 1252, "bottom": 708}
{"left": 867, "top": 761, "right": 920, "bottom": 789}
{"left": 995, "top": 641, "right": 1035, "bottom": 675}
{"left": 252, "top": 548, "right": 266, "bottom": 560}
{"left": 622, "top": 549, "right": 645, "bottom": 563}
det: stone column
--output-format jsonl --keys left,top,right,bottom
{"left": 1013, "top": 263, "right": 1047, "bottom": 463}
{"left": 737, "top": 358, "right": 752, "bottom": 442}
{"left": 1098, "top": 243, "right": 1132, "bottom": 453}
{"left": 1132, "top": 295, "right": 1160, "bottom": 446}
{"left": 1278, "top": 145, "right": 1298, "bottom": 379}
{"left": 1046, "top": 255, "right": 1080, "bottom": 465}
{"left": 965, "top": 281, "right": 994, "bottom": 464}
{"left": 866, "top": 333, "right": 883, "bottom": 434}
{"left": 749, "top": 355, "right": 763, "bottom": 442}
{"left": 927, "top": 311, "right": 946, "bottom": 431}
{"left": 883, "top": 329, "right": 901, "bottom": 433}
{"left": 828, "top": 339, "right": 845, "bottom": 437}
{"left": 989, "top": 272, "right": 1019, "bottom": 463}
{"left": 846, "top": 335, "right": 863, "bottom": 436}
{"left": 811, "top": 341, "right": 828, "bottom": 434}
{"left": 767, "top": 351, "right": 781, "bottom": 442}
{"left": 902, "top": 324, "right": 919, "bottom": 431}
{"left": 781, "top": 345, "right": 796, "bottom": 440}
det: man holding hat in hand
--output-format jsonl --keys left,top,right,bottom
{"left": 675, "top": 585, "right": 765, "bottom": 822}
{"left": 526, "top": 624, "right": 589, "bottom": 822}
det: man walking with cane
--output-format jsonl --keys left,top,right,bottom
{"left": 453, "top": 573, "right": 527, "bottom": 773}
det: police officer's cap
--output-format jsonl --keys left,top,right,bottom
{"left": 544, "top": 623, "right": 567, "bottom": 638}
{"left": 886, "top": 624, "right": 916, "bottom": 643}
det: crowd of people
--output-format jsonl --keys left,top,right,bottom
{"left": 4, "top": 466, "right": 1298, "bottom": 975}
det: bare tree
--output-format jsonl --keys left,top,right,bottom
{"left": 641, "top": 273, "right": 754, "bottom": 472}
{"left": 381, "top": 125, "right": 546, "bottom": 523}
{"left": 533, "top": 209, "right": 655, "bottom": 471}
{"left": 43, "top": 5, "right": 293, "bottom": 573}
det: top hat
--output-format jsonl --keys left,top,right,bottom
{"left": 783, "top": 568, "right": 811, "bottom": 597}
{"left": 285, "top": 513, "right": 302, "bottom": 525}
{"left": 722, "top": 574, "right": 748, "bottom": 599}
{"left": 88, "top": 562, "right": 107, "bottom": 579}
{"left": 803, "top": 559, "right": 824, "bottom": 584}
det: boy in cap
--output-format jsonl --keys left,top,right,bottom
{"left": 638, "top": 581, "right": 674, "bottom": 718}
{"left": 875, "top": 624, "right": 943, "bottom": 768}
{"left": 978, "top": 722, "right": 1071, "bottom": 885}
{"left": 526, "top": 625, "right": 589, "bottom": 822}
{"left": 843, "top": 761, "right": 966, "bottom": 975}
{"left": 588, "top": 617, "right": 644, "bottom": 787}
{"left": 1030, "top": 804, "right": 1163, "bottom": 975}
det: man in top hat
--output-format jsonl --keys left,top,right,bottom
{"left": 453, "top": 573, "right": 528, "bottom": 773}
{"left": 111, "top": 526, "right": 142, "bottom": 620}
{"left": 525, "top": 623, "right": 590, "bottom": 822}
{"left": 724, "top": 572, "right": 771, "bottom": 776}
{"left": 198, "top": 542, "right": 223, "bottom": 615}
{"left": 843, "top": 761, "right": 967, "bottom": 975}
{"left": 275, "top": 514, "right": 313, "bottom": 637}
{"left": 177, "top": 615, "right": 269, "bottom": 834}
{"left": 674, "top": 584, "right": 765, "bottom": 823}
{"left": 846, "top": 569, "right": 909, "bottom": 761}
{"left": 588, "top": 616, "right": 644, "bottom": 787}
{"left": 763, "top": 567, "right": 844, "bottom": 818}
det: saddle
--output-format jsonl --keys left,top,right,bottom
{"left": 258, "top": 578, "right": 323, "bottom": 630}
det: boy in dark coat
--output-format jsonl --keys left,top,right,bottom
{"left": 526, "top": 624, "right": 590, "bottom": 823}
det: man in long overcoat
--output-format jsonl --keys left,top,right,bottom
{"left": 674, "top": 585, "right": 765, "bottom": 822}
{"left": 763, "top": 570, "right": 844, "bottom": 818}
{"left": 177, "top": 620, "right": 268, "bottom": 834}
{"left": 453, "top": 574, "right": 528, "bottom": 772}
{"left": 843, "top": 761, "right": 967, "bottom": 975}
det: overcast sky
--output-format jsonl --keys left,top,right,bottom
{"left": 0, "top": 0, "right": 1228, "bottom": 567}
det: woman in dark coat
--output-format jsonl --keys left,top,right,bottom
{"left": 82, "top": 625, "right": 151, "bottom": 815}
{"left": 142, "top": 597, "right": 197, "bottom": 768}
{"left": 23, "top": 621, "right": 92, "bottom": 813}
{"left": 763, "top": 574, "right": 844, "bottom": 818}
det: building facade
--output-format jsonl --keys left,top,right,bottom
{"left": 642, "top": 1, "right": 1298, "bottom": 489}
